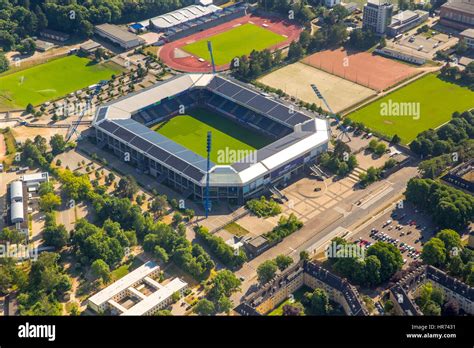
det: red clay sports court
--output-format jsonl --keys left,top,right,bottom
{"left": 159, "top": 14, "right": 303, "bottom": 73}
{"left": 301, "top": 47, "right": 419, "bottom": 92}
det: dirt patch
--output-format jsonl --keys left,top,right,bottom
{"left": 302, "top": 47, "right": 419, "bottom": 92}
{"left": 258, "top": 62, "right": 376, "bottom": 113}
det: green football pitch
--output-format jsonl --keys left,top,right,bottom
{"left": 182, "top": 23, "right": 286, "bottom": 66}
{"left": 152, "top": 107, "right": 273, "bottom": 164}
{"left": 0, "top": 55, "right": 122, "bottom": 110}
{"left": 348, "top": 74, "right": 474, "bottom": 144}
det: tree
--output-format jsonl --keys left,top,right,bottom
{"left": 0, "top": 53, "right": 9, "bottom": 74}
{"left": 423, "top": 301, "right": 441, "bottom": 315}
{"left": 150, "top": 195, "right": 167, "bottom": 215}
{"left": 307, "top": 288, "right": 330, "bottom": 315}
{"left": 436, "top": 229, "right": 462, "bottom": 256}
{"left": 287, "top": 41, "right": 304, "bottom": 61}
{"left": 257, "top": 260, "right": 278, "bottom": 284}
{"left": 282, "top": 302, "right": 305, "bottom": 316}
{"left": 91, "top": 259, "right": 110, "bottom": 282}
{"left": 275, "top": 255, "right": 293, "bottom": 271}
{"left": 375, "top": 143, "right": 387, "bottom": 156}
{"left": 39, "top": 192, "right": 62, "bottom": 212}
{"left": 443, "top": 299, "right": 460, "bottom": 316}
{"left": 422, "top": 238, "right": 446, "bottom": 267}
{"left": 155, "top": 309, "right": 172, "bottom": 316}
{"left": 366, "top": 242, "right": 403, "bottom": 281}
{"left": 50, "top": 134, "right": 67, "bottom": 155}
{"left": 217, "top": 296, "right": 233, "bottom": 314}
{"left": 208, "top": 270, "right": 241, "bottom": 300}
{"left": 117, "top": 175, "right": 138, "bottom": 198}
{"left": 384, "top": 300, "right": 394, "bottom": 313}
{"left": 300, "top": 250, "right": 310, "bottom": 261}
{"left": 391, "top": 134, "right": 401, "bottom": 145}
{"left": 43, "top": 223, "right": 68, "bottom": 249}
{"left": 0, "top": 228, "right": 23, "bottom": 244}
{"left": 194, "top": 299, "right": 215, "bottom": 316}
{"left": 154, "top": 245, "right": 169, "bottom": 263}
{"left": 26, "top": 103, "right": 35, "bottom": 115}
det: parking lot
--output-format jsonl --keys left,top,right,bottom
{"left": 350, "top": 201, "right": 438, "bottom": 267}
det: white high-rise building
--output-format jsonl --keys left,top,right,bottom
{"left": 362, "top": 0, "right": 393, "bottom": 35}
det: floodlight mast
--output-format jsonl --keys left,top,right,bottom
{"left": 205, "top": 131, "right": 212, "bottom": 218}
{"left": 310, "top": 84, "right": 351, "bottom": 142}
{"left": 207, "top": 41, "right": 216, "bottom": 75}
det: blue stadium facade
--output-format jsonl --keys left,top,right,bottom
{"left": 92, "top": 74, "right": 329, "bottom": 203}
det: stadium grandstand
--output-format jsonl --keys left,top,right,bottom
{"left": 92, "top": 74, "right": 329, "bottom": 204}
{"left": 136, "top": 3, "right": 249, "bottom": 42}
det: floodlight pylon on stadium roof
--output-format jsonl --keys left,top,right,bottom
{"left": 310, "top": 84, "right": 351, "bottom": 143}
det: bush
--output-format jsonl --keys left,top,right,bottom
{"left": 246, "top": 196, "right": 282, "bottom": 218}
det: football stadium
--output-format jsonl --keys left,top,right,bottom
{"left": 92, "top": 74, "right": 329, "bottom": 203}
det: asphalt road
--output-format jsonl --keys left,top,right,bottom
{"left": 231, "top": 161, "right": 419, "bottom": 305}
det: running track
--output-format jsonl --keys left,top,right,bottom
{"left": 159, "top": 14, "right": 303, "bottom": 73}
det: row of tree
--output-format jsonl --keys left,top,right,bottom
{"left": 0, "top": 0, "right": 194, "bottom": 51}
{"left": 328, "top": 238, "right": 404, "bottom": 287}
{"left": 421, "top": 229, "right": 473, "bottom": 286}
{"left": 194, "top": 226, "right": 247, "bottom": 269}
{"left": 405, "top": 178, "right": 474, "bottom": 230}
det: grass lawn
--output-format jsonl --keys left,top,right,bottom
{"left": 348, "top": 74, "right": 474, "bottom": 144}
{"left": 224, "top": 222, "right": 250, "bottom": 237}
{"left": 182, "top": 23, "right": 286, "bottom": 66}
{"left": 0, "top": 128, "right": 16, "bottom": 167}
{"left": 268, "top": 286, "right": 311, "bottom": 316}
{"left": 110, "top": 258, "right": 143, "bottom": 282}
{"left": 153, "top": 107, "right": 272, "bottom": 164}
{"left": 0, "top": 55, "right": 122, "bottom": 110}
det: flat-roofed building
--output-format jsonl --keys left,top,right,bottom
{"left": 460, "top": 28, "right": 474, "bottom": 49}
{"left": 40, "top": 29, "right": 70, "bottom": 42}
{"left": 20, "top": 172, "right": 49, "bottom": 189}
{"left": 95, "top": 24, "right": 145, "bottom": 49}
{"left": 88, "top": 261, "right": 188, "bottom": 315}
{"left": 387, "top": 10, "right": 429, "bottom": 37}
{"left": 440, "top": 0, "right": 474, "bottom": 30}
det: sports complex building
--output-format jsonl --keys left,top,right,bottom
{"left": 92, "top": 74, "right": 329, "bottom": 204}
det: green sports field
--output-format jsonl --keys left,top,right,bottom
{"left": 348, "top": 74, "right": 474, "bottom": 144}
{"left": 0, "top": 55, "right": 122, "bottom": 110}
{"left": 153, "top": 107, "right": 272, "bottom": 164}
{"left": 182, "top": 23, "right": 286, "bottom": 66}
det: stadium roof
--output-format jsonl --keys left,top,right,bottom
{"left": 140, "top": 4, "right": 222, "bottom": 29}
{"left": 93, "top": 73, "right": 329, "bottom": 186}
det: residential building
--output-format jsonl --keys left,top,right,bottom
{"left": 88, "top": 261, "right": 188, "bottom": 316}
{"left": 387, "top": 10, "right": 429, "bottom": 37}
{"left": 235, "top": 261, "right": 368, "bottom": 316}
{"left": 95, "top": 24, "right": 145, "bottom": 50}
{"left": 389, "top": 265, "right": 474, "bottom": 315}
{"left": 363, "top": 0, "right": 393, "bottom": 35}
{"left": 440, "top": 0, "right": 474, "bottom": 30}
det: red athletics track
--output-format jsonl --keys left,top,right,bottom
{"left": 159, "top": 14, "right": 303, "bottom": 73}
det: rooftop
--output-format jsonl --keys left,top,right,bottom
{"left": 95, "top": 24, "right": 142, "bottom": 43}
{"left": 460, "top": 28, "right": 474, "bottom": 39}
{"left": 88, "top": 261, "right": 159, "bottom": 306}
